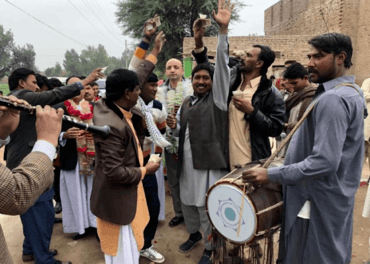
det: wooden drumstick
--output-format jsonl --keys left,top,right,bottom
{"left": 262, "top": 101, "right": 317, "bottom": 168}
{"left": 236, "top": 184, "right": 247, "bottom": 237}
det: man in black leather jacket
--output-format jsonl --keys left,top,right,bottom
{"left": 192, "top": 27, "right": 285, "bottom": 167}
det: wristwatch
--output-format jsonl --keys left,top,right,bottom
{"left": 0, "top": 136, "right": 10, "bottom": 148}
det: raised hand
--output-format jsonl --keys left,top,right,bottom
{"left": 83, "top": 68, "right": 104, "bottom": 86}
{"left": 212, "top": 0, "right": 234, "bottom": 34}
{"left": 152, "top": 31, "right": 166, "bottom": 54}
{"left": 193, "top": 18, "right": 206, "bottom": 49}
{"left": 143, "top": 14, "right": 160, "bottom": 39}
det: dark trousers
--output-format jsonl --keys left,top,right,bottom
{"left": 278, "top": 217, "right": 309, "bottom": 264}
{"left": 164, "top": 150, "right": 183, "bottom": 217}
{"left": 53, "top": 166, "right": 61, "bottom": 203}
{"left": 21, "top": 192, "right": 56, "bottom": 264}
{"left": 142, "top": 173, "right": 160, "bottom": 250}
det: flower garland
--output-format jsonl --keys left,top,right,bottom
{"left": 64, "top": 99, "right": 95, "bottom": 177}
{"left": 64, "top": 100, "right": 94, "bottom": 120}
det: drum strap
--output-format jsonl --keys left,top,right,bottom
{"left": 262, "top": 82, "right": 362, "bottom": 168}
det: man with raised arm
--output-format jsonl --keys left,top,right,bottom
{"left": 6, "top": 67, "right": 102, "bottom": 264}
{"left": 192, "top": 2, "right": 285, "bottom": 171}
{"left": 91, "top": 28, "right": 165, "bottom": 264}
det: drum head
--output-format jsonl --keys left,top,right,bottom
{"left": 207, "top": 183, "right": 257, "bottom": 244}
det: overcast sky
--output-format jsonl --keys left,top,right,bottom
{"left": 1, "top": 0, "right": 280, "bottom": 71}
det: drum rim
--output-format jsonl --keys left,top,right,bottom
{"left": 205, "top": 181, "right": 258, "bottom": 245}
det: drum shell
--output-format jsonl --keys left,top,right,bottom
{"left": 248, "top": 184, "right": 283, "bottom": 240}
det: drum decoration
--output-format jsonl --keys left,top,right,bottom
{"left": 206, "top": 158, "right": 284, "bottom": 264}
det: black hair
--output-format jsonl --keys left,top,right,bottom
{"left": 66, "top": 75, "right": 80, "bottom": 85}
{"left": 270, "top": 75, "right": 276, "bottom": 80}
{"left": 49, "top": 78, "right": 63, "bottom": 88}
{"left": 0, "top": 91, "right": 3, "bottom": 95}
{"left": 308, "top": 33, "right": 353, "bottom": 68}
{"left": 284, "top": 60, "right": 297, "bottom": 66}
{"left": 8, "top": 68, "right": 35, "bottom": 91}
{"left": 283, "top": 63, "right": 309, "bottom": 79}
{"left": 191, "top": 63, "right": 214, "bottom": 81}
{"left": 35, "top": 74, "right": 52, "bottom": 91}
{"left": 253, "top": 45, "right": 275, "bottom": 76}
{"left": 146, "top": 73, "right": 159, "bottom": 83}
{"left": 90, "top": 81, "right": 98, "bottom": 87}
{"left": 106, "top": 69, "right": 139, "bottom": 101}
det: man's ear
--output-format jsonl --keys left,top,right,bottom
{"left": 255, "top": 60, "right": 264, "bottom": 70}
{"left": 18, "top": 79, "right": 26, "bottom": 89}
{"left": 124, "top": 89, "right": 131, "bottom": 100}
{"left": 336, "top": 51, "right": 347, "bottom": 67}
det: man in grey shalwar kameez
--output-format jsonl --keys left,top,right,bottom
{"left": 166, "top": 7, "right": 232, "bottom": 262}
{"left": 243, "top": 33, "right": 367, "bottom": 264}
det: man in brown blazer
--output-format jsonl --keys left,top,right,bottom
{"left": 91, "top": 30, "right": 165, "bottom": 264}
{"left": 0, "top": 96, "right": 69, "bottom": 263}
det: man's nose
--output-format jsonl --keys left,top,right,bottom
{"left": 307, "top": 58, "right": 314, "bottom": 68}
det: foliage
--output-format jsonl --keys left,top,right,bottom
{"left": 0, "top": 83, "right": 10, "bottom": 96}
{"left": 115, "top": 0, "right": 245, "bottom": 72}
{"left": 45, "top": 62, "right": 63, "bottom": 77}
{"left": 62, "top": 44, "right": 135, "bottom": 77}
{"left": 0, "top": 25, "right": 37, "bottom": 79}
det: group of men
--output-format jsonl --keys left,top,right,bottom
{"left": 0, "top": 0, "right": 367, "bottom": 264}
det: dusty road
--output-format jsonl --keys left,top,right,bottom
{"left": 1, "top": 147, "right": 370, "bottom": 263}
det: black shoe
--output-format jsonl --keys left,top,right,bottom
{"left": 53, "top": 261, "right": 72, "bottom": 264}
{"left": 72, "top": 232, "right": 87, "bottom": 240}
{"left": 169, "top": 216, "right": 184, "bottom": 227}
{"left": 178, "top": 232, "right": 202, "bottom": 253}
{"left": 23, "top": 249, "right": 58, "bottom": 262}
{"left": 55, "top": 202, "right": 62, "bottom": 214}
{"left": 54, "top": 217, "right": 62, "bottom": 224}
{"left": 198, "top": 249, "right": 213, "bottom": 264}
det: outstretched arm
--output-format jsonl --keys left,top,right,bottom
{"left": 129, "top": 15, "right": 162, "bottom": 71}
{"left": 212, "top": 0, "right": 234, "bottom": 111}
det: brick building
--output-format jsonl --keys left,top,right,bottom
{"left": 183, "top": 0, "right": 369, "bottom": 84}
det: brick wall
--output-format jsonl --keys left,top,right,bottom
{"left": 265, "top": 0, "right": 341, "bottom": 36}
{"left": 183, "top": 0, "right": 368, "bottom": 85}
{"left": 351, "top": 0, "right": 370, "bottom": 85}
{"left": 263, "top": 0, "right": 367, "bottom": 85}
{"left": 183, "top": 35, "right": 312, "bottom": 77}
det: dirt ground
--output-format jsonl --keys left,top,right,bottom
{"left": 1, "top": 146, "right": 370, "bottom": 264}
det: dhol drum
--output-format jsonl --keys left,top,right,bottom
{"left": 206, "top": 158, "right": 284, "bottom": 245}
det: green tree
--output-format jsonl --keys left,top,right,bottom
{"left": 79, "top": 44, "right": 110, "bottom": 75}
{"left": 116, "top": 0, "right": 245, "bottom": 72}
{"left": 0, "top": 25, "right": 36, "bottom": 78}
{"left": 63, "top": 49, "right": 83, "bottom": 76}
{"left": 64, "top": 45, "right": 112, "bottom": 76}
{"left": 44, "top": 62, "right": 63, "bottom": 77}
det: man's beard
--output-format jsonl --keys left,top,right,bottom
{"left": 239, "top": 61, "right": 253, "bottom": 74}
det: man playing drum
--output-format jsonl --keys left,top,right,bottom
{"left": 243, "top": 33, "right": 366, "bottom": 264}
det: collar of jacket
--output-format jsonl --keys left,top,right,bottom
{"left": 104, "top": 98, "right": 143, "bottom": 120}
{"left": 252, "top": 74, "right": 272, "bottom": 97}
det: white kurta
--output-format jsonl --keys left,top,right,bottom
{"left": 180, "top": 125, "right": 227, "bottom": 207}
{"left": 59, "top": 133, "right": 96, "bottom": 234}
{"left": 104, "top": 225, "right": 139, "bottom": 264}
{"left": 156, "top": 160, "right": 166, "bottom": 221}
